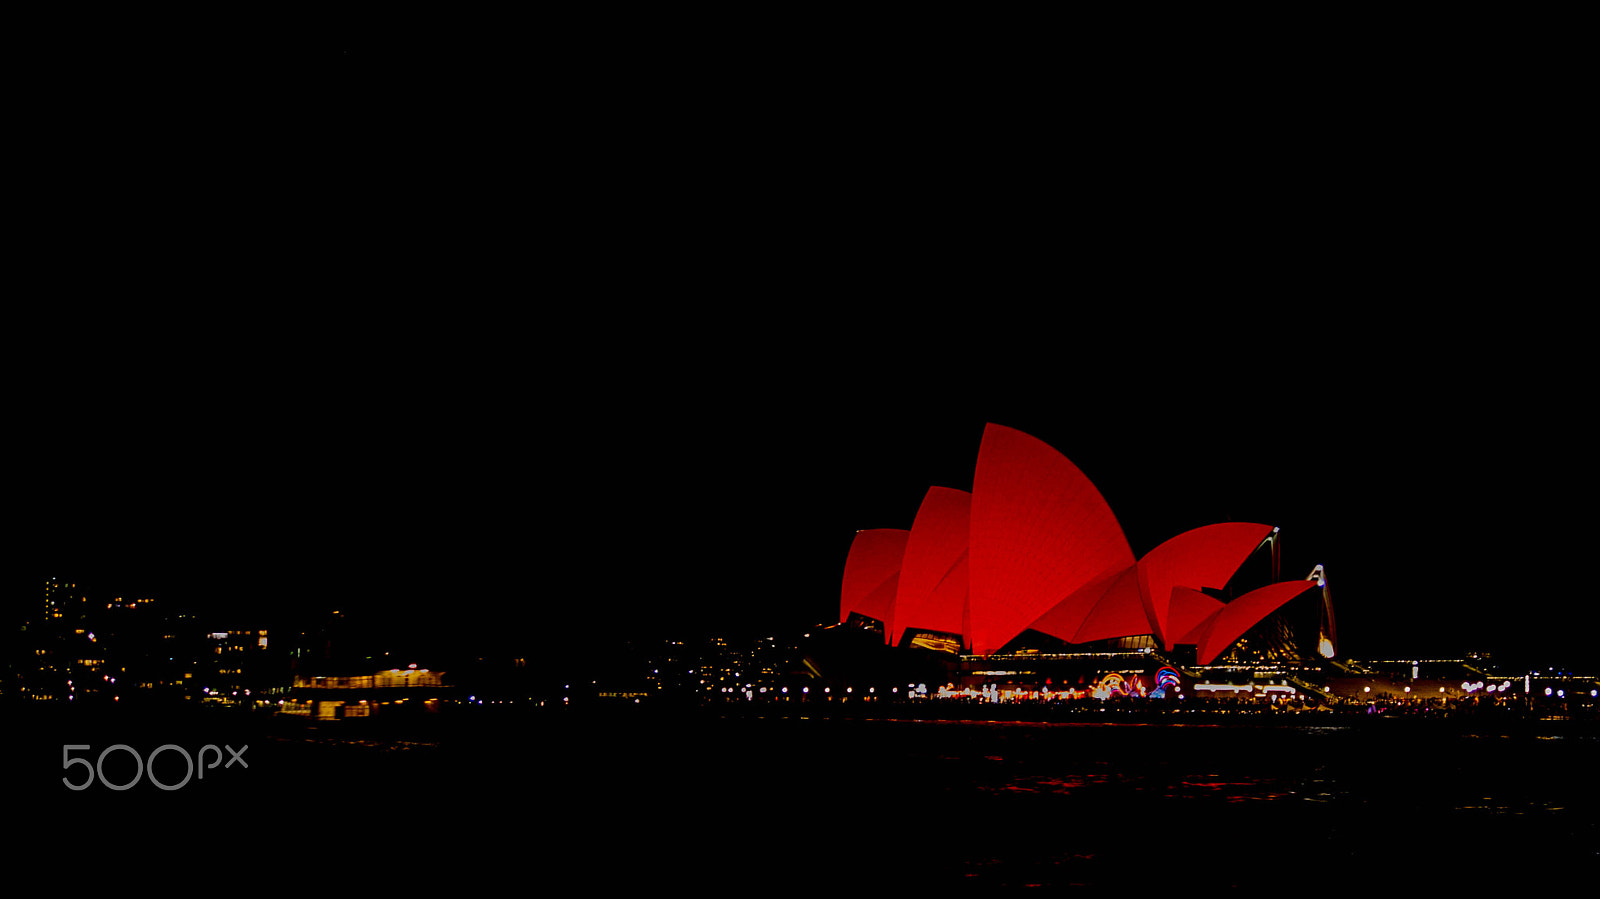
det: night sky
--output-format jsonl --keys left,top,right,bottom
{"left": 12, "top": 22, "right": 1592, "bottom": 673}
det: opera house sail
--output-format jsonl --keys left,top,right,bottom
{"left": 839, "top": 424, "right": 1332, "bottom": 665}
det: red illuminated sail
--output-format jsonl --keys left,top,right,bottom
{"left": 839, "top": 528, "right": 910, "bottom": 640}
{"left": 1032, "top": 565, "right": 1143, "bottom": 644}
{"left": 1167, "top": 586, "right": 1226, "bottom": 645}
{"left": 969, "top": 424, "right": 1134, "bottom": 656}
{"left": 1193, "top": 581, "right": 1318, "bottom": 665}
{"left": 892, "top": 487, "right": 972, "bottom": 649}
{"left": 1030, "top": 523, "right": 1273, "bottom": 647}
{"left": 1136, "top": 523, "right": 1275, "bottom": 649}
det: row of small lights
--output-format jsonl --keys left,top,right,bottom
{"left": 1359, "top": 684, "right": 1599, "bottom": 698}
{"left": 717, "top": 685, "right": 905, "bottom": 695}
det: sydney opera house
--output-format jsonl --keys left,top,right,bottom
{"left": 839, "top": 423, "right": 1336, "bottom": 667}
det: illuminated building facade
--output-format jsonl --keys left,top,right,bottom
{"left": 13, "top": 579, "right": 192, "bottom": 702}
{"left": 198, "top": 628, "right": 283, "bottom": 703}
{"left": 841, "top": 424, "right": 1337, "bottom": 665}
{"left": 282, "top": 665, "right": 450, "bottom": 718}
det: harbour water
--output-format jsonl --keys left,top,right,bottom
{"left": 17, "top": 708, "right": 1600, "bottom": 889}
{"left": 573, "top": 713, "right": 1600, "bottom": 888}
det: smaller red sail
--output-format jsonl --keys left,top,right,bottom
{"left": 1194, "top": 581, "right": 1319, "bottom": 665}
{"left": 840, "top": 528, "right": 910, "bottom": 642}
{"left": 892, "top": 487, "right": 973, "bottom": 648}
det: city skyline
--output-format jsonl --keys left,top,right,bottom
{"left": 15, "top": 342, "right": 1594, "bottom": 676}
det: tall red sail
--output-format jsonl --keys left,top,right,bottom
{"left": 969, "top": 424, "right": 1134, "bottom": 656}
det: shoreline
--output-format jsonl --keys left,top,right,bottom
{"left": 7, "top": 697, "right": 1596, "bottom": 741}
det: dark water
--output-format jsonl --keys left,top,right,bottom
{"left": 16, "top": 709, "right": 1600, "bottom": 889}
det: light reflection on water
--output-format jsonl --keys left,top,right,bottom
{"left": 809, "top": 719, "right": 1600, "bottom": 887}
{"left": 284, "top": 716, "right": 1595, "bottom": 822}
{"left": 236, "top": 715, "right": 1599, "bottom": 888}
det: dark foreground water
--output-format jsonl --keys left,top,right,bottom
{"left": 13, "top": 707, "right": 1599, "bottom": 890}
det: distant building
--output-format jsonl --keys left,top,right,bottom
{"left": 7, "top": 578, "right": 283, "bottom": 705}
